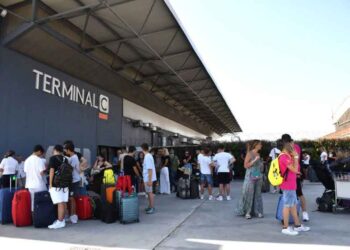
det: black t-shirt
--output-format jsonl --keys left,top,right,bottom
{"left": 123, "top": 155, "right": 137, "bottom": 177}
{"left": 48, "top": 155, "right": 67, "bottom": 187}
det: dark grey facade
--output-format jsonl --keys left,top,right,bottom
{"left": 0, "top": 46, "right": 122, "bottom": 158}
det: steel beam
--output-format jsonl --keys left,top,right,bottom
{"left": 1, "top": 22, "right": 35, "bottom": 45}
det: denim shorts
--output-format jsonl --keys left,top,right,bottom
{"left": 282, "top": 190, "right": 298, "bottom": 208}
{"left": 200, "top": 174, "right": 213, "bottom": 186}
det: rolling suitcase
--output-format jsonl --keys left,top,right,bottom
{"left": 276, "top": 195, "right": 301, "bottom": 224}
{"left": 189, "top": 179, "right": 199, "bottom": 199}
{"left": 118, "top": 192, "right": 139, "bottom": 224}
{"left": 100, "top": 185, "right": 118, "bottom": 224}
{"left": 177, "top": 177, "right": 190, "bottom": 199}
{"left": 33, "top": 191, "right": 57, "bottom": 228}
{"left": 87, "top": 191, "right": 102, "bottom": 219}
{"left": 75, "top": 195, "right": 93, "bottom": 220}
{"left": 12, "top": 189, "right": 32, "bottom": 227}
{"left": 0, "top": 176, "right": 17, "bottom": 224}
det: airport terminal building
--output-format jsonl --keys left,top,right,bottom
{"left": 0, "top": 0, "right": 241, "bottom": 163}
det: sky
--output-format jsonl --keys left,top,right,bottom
{"left": 166, "top": 0, "right": 350, "bottom": 141}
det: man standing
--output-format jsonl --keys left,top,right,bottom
{"left": 169, "top": 149, "right": 180, "bottom": 193}
{"left": 281, "top": 134, "right": 310, "bottom": 222}
{"left": 213, "top": 145, "right": 234, "bottom": 201}
{"left": 198, "top": 148, "right": 214, "bottom": 200}
{"left": 142, "top": 143, "right": 156, "bottom": 214}
{"left": 48, "top": 145, "right": 70, "bottom": 229}
{"left": 24, "top": 145, "right": 47, "bottom": 213}
{"left": 63, "top": 141, "right": 80, "bottom": 224}
{"left": 123, "top": 146, "right": 141, "bottom": 192}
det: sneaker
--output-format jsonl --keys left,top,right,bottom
{"left": 216, "top": 196, "right": 223, "bottom": 201}
{"left": 200, "top": 195, "right": 204, "bottom": 200}
{"left": 302, "top": 211, "right": 310, "bottom": 222}
{"left": 70, "top": 215, "right": 78, "bottom": 224}
{"left": 245, "top": 214, "right": 252, "bottom": 219}
{"left": 146, "top": 208, "right": 155, "bottom": 214}
{"left": 294, "top": 224, "right": 310, "bottom": 232}
{"left": 258, "top": 213, "right": 264, "bottom": 218}
{"left": 145, "top": 207, "right": 151, "bottom": 212}
{"left": 208, "top": 195, "right": 214, "bottom": 201}
{"left": 226, "top": 196, "right": 232, "bottom": 201}
{"left": 48, "top": 220, "right": 65, "bottom": 229}
{"left": 282, "top": 227, "right": 299, "bottom": 236}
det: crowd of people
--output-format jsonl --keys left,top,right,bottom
{"left": 0, "top": 133, "right": 328, "bottom": 235}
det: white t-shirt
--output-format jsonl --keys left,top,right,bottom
{"left": 0, "top": 156, "right": 18, "bottom": 175}
{"left": 320, "top": 152, "right": 328, "bottom": 162}
{"left": 198, "top": 155, "right": 212, "bottom": 175}
{"left": 143, "top": 153, "right": 157, "bottom": 182}
{"left": 302, "top": 154, "right": 310, "bottom": 165}
{"left": 213, "top": 152, "right": 233, "bottom": 173}
{"left": 24, "top": 154, "right": 46, "bottom": 189}
{"left": 69, "top": 154, "right": 81, "bottom": 183}
{"left": 17, "top": 162, "right": 26, "bottom": 178}
{"left": 269, "top": 148, "right": 281, "bottom": 160}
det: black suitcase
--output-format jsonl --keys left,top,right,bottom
{"left": 190, "top": 179, "right": 199, "bottom": 199}
{"left": 33, "top": 191, "right": 57, "bottom": 228}
{"left": 308, "top": 166, "right": 319, "bottom": 182}
{"left": 101, "top": 189, "right": 118, "bottom": 224}
{"left": 0, "top": 177, "right": 17, "bottom": 224}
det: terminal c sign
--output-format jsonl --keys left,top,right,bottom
{"left": 33, "top": 69, "right": 109, "bottom": 120}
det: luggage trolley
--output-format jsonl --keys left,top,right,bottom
{"left": 332, "top": 172, "right": 350, "bottom": 212}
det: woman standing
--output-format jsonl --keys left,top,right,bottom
{"left": 236, "top": 140, "right": 264, "bottom": 219}
{"left": 160, "top": 148, "right": 171, "bottom": 194}
{"left": 0, "top": 150, "right": 18, "bottom": 188}
{"left": 137, "top": 152, "right": 145, "bottom": 195}
{"left": 89, "top": 154, "right": 112, "bottom": 194}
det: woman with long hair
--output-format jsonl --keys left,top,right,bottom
{"left": 236, "top": 140, "right": 264, "bottom": 219}
{"left": 160, "top": 148, "right": 171, "bottom": 194}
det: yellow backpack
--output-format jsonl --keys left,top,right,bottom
{"left": 103, "top": 169, "right": 115, "bottom": 185}
{"left": 268, "top": 153, "right": 287, "bottom": 186}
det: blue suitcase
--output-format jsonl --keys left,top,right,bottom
{"left": 276, "top": 195, "right": 301, "bottom": 224}
{"left": 33, "top": 191, "right": 57, "bottom": 228}
{"left": 117, "top": 191, "right": 139, "bottom": 224}
{"left": 0, "top": 177, "right": 17, "bottom": 224}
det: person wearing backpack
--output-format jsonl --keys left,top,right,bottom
{"left": 24, "top": 145, "right": 47, "bottom": 212}
{"left": 281, "top": 134, "right": 310, "bottom": 222}
{"left": 48, "top": 145, "right": 71, "bottom": 229}
{"left": 63, "top": 141, "right": 80, "bottom": 224}
{"left": 279, "top": 142, "right": 310, "bottom": 236}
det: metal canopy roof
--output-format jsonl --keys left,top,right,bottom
{"left": 1, "top": 0, "right": 242, "bottom": 135}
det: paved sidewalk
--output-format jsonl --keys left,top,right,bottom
{"left": 0, "top": 181, "right": 349, "bottom": 250}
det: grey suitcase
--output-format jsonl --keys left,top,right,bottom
{"left": 177, "top": 177, "right": 190, "bottom": 199}
{"left": 116, "top": 191, "right": 139, "bottom": 224}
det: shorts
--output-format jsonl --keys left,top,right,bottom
{"left": 200, "top": 174, "right": 213, "bottom": 186}
{"left": 69, "top": 181, "right": 80, "bottom": 197}
{"left": 217, "top": 172, "right": 230, "bottom": 184}
{"left": 282, "top": 190, "right": 298, "bottom": 208}
{"left": 296, "top": 178, "right": 303, "bottom": 197}
{"left": 144, "top": 181, "right": 153, "bottom": 193}
{"left": 29, "top": 187, "right": 47, "bottom": 212}
{"left": 49, "top": 187, "right": 69, "bottom": 204}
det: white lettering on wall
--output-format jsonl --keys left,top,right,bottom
{"left": 43, "top": 73, "right": 52, "bottom": 94}
{"left": 33, "top": 69, "right": 109, "bottom": 114}
{"left": 33, "top": 69, "right": 43, "bottom": 90}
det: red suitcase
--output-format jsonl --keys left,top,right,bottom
{"left": 75, "top": 195, "right": 93, "bottom": 220}
{"left": 12, "top": 189, "right": 32, "bottom": 227}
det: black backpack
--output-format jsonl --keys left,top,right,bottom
{"left": 316, "top": 190, "right": 335, "bottom": 212}
{"left": 53, "top": 156, "right": 73, "bottom": 189}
